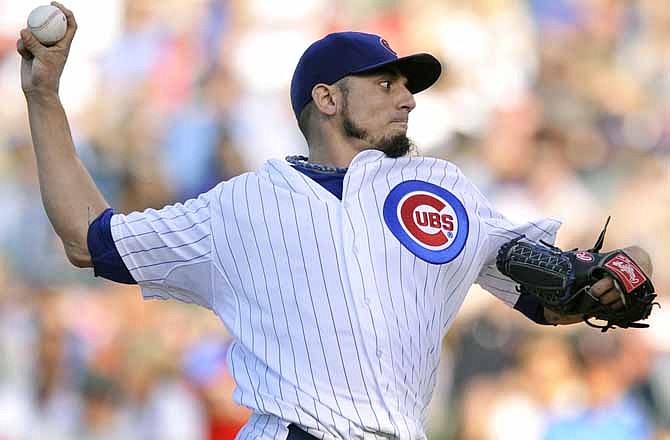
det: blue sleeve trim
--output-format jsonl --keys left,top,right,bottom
{"left": 87, "top": 208, "right": 137, "bottom": 285}
{"left": 513, "top": 293, "right": 549, "bottom": 325}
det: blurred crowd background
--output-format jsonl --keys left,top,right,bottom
{"left": 0, "top": 0, "right": 668, "bottom": 439}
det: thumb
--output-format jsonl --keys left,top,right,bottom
{"left": 20, "top": 29, "right": 46, "bottom": 58}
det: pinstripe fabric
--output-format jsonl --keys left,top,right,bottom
{"left": 111, "top": 149, "right": 561, "bottom": 439}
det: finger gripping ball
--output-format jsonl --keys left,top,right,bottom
{"left": 27, "top": 5, "right": 67, "bottom": 45}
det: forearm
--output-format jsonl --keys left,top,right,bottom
{"left": 26, "top": 91, "right": 109, "bottom": 266}
{"left": 543, "top": 308, "right": 583, "bottom": 325}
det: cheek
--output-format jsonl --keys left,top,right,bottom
{"left": 348, "top": 100, "right": 387, "bottom": 129}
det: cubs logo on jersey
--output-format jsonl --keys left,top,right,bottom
{"left": 383, "top": 180, "right": 469, "bottom": 264}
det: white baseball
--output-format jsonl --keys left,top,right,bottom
{"left": 27, "top": 5, "right": 67, "bottom": 45}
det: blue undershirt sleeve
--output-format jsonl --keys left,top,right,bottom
{"left": 513, "top": 293, "right": 550, "bottom": 325}
{"left": 87, "top": 208, "right": 137, "bottom": 284}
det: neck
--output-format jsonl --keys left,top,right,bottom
{"left": 306, "top": 126, "right": 369, "bottom": 168}
{"left": 306, "top": 146, "right": 357, "bottom": 169}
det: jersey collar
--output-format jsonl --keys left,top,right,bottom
{"left": 262, "top": 149, "right": 388, "bottom": 202}
{"left": 348, "top": 149, "right": 386, "bottom": 169}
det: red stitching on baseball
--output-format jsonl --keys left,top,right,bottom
{"left": 31, "top": 9, "right": 62, "bottom": 33}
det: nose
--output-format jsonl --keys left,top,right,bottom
{"left": 398, "top": 84, "right": 416, "bottom": 113}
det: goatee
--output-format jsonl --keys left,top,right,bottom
{"left": 343, "top": 116, "right": 415, "bottom": 158}
{"left": 376, "top": 134, "right": 415, "bottom": 158}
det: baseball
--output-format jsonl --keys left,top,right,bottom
{"left": 27, "top": 5, "right": 67, "bottom": 45}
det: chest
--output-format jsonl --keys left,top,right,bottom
{"left": 215, "top": 163, "right": 488, "bottom": 298}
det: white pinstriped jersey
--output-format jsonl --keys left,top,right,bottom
{"left": 111, "top": 149, "right": 561, "bottom": 440}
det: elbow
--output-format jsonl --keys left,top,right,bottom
{"left": 67, "top": 254, "right": 91, "bottom": 268}
{"left": 64, "top": 243, "right": 92, "bottom": 268}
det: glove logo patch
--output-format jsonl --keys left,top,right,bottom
{"left": 575, "top": 251, "right": 593, "bottom": 262}
{"left": 383, "top": 180, "right": 468, "bottom": 264}
{"left": 605, "top": 254, "right": 646, "bottom": 293}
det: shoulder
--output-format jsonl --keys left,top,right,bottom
{"left": 376, "top": 154, "right": 466, "bottom": 181}
{"left": 208, "top": 171, "right": 262, "bottom": 194}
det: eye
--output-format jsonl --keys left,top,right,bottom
{"left": 380, "top": 80, "right": 391, "bottom": 90}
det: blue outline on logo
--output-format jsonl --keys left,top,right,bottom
{"left": 383, "top": 180, "right": 469, "bottom": 264}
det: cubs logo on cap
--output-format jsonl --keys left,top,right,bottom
{"left": 383, "top": 180, "right": 468, "bottom": 264}
{"left": 380, "top": 38, "right": 397, "bottom": 55}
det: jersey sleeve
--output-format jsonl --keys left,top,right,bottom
{"left": 110, "top": 190, "right": 215, "bottom": 310}
{"left": 470, "top": 184, "right": 562, "bottom": 310}
{"left": 87, "top": 207, "right": 137, "bottom": 284}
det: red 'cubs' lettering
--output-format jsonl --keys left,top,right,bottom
{"left": 415, "top": 211, "right": 429, "bottom": 227}
{"left": 400, "top": 194, "right": 449, "bottom": 247}
{"left": 441, "top": 214, "right": 454, "bottom": 231}
{"left": 414, "top": 211, "right": 455, "bottom": 231}
{"left": 428, "top": 212, "right": 441, "bottom": 228}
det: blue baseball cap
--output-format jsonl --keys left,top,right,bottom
{"left": 290, "top": 31, "right": 442, "bottom": 120}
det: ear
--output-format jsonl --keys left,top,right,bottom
{"left": 311, "top": 83, "right": 338, "bottom": 117}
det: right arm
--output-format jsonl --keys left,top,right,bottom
{"left": 17, "top": 2, "right": 109, "bottom": 267}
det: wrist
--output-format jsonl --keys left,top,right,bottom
{"left": 543, "top": 308, "right": 560, "bottom": 324}
{"left": 544, "top": 307, "right": 584, "bottom": 325}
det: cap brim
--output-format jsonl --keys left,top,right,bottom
{"left": 351, "top": 53, "right": 442, "bottom": 94}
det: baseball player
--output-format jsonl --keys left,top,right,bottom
{"left": 17, "top": 4, "right": 654, "bottom": 440}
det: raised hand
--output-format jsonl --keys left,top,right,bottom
{"left": 16, "top": 2, "right": 77, "bottom": 96}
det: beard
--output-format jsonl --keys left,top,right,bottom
{"left": 341, "top": 103, "right": 415, "bottom": 159}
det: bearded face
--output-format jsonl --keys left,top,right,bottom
{"left": 336, "top": 70, "right": 417, "bottom": 158}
